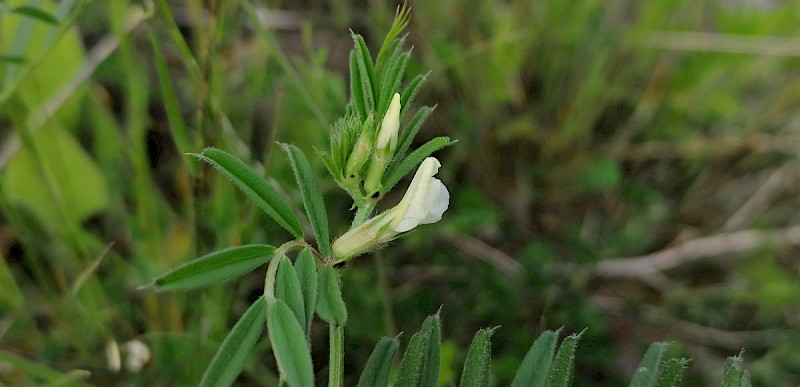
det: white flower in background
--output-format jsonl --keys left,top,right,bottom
{"left": 122, "top": 340, "right": 151, "bottom": 373}
{"left": 376, "top": 93, "right": 401, "bottom": 152}
{"left": 106, "top": 340, "right": 121, "bottom": 373}
{"left": 333, "top": 157, "right": 449, "bottom": 261}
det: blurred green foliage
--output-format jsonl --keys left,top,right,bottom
{"left": 1, "top": 0, "right": 799, "bottom": 385}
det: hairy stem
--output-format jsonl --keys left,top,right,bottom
{"left": 352, "top": 202, "right": 375, "bottom": 227}
{"left": 329, "top": 325, "right": 345, "bottom": 387}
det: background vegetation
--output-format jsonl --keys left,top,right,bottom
{"left": 2, "top": 0, "right": 799, "bottom": 385}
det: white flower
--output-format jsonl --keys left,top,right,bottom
{"left": 332, "top": 157, "right": 449, "bottom": 261}
{"left": 122, "top": 340, "right": 151, "bottom": 373}
{"left": 376, "top": 93, "right": 401, "bottom": 151}
{"left": 389, "top": 157, "right": 449, "bottom": 232}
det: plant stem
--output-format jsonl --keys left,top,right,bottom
{"left": 329, "top": 325, "right": 345, "bottom": 387}
{"left": 352, "top": 202, "right": 375, "bottom": 227}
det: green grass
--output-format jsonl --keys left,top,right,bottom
{"left": 1, "top": 0, "right": 800, "bottom": 385}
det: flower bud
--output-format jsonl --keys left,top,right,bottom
{"left": 376, "top": 93, "right": 401, "bottom": 152}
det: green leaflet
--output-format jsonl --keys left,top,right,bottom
{"left": 629, "top": 342, "right": 671, "bottom": 387}
{"left": 282, "top": 144, "right": 332, "bottom": 257}
{"left": 357, "top": 337, "right": 400, "bottom": 387}
{"left": 393, "top": 105, "right": 435, "bottom": 163}
{"left": 459, "top": 327, "right": 496, "bottom": 387}
{"left": 722, "top": 354, "right": 752, "bottom": 387}
{"left": 352, "top": 33, "right": 377, "bottom": 112}
{"left": 294, "top": 248, "right": 318, "bottom": 336}
{"left": 268, "top": 299, "right": 315, "bottom": 387}
{"left": 653, "top": 358, "right": 690, "bottom": 387}
{"left": 195, "top": 148, "right": 303, "bottom": 238}
{"left": 510, "top": 330, "right": 558, "bottom": 387}
{"left": 275, "top": 258, "right": 305, "bottom": 329}
{"left": 399, "top": 72, "right": 429, "bottom": 117}
{"left": 383, "top": 136, "right": 456, "bottom": 194}
{"left": 547, "top": 329, "right": 585, "bottom": 387}
{"left": 144, "top": 245, "right": 275, "bottom": 292}
{"left": 395, "top": 329, "right": 428, "bottom": 387}
{"left": 199, "top": 297, "right": 267, "bottom": 387}
{"left": 395, "top": 313, "right": 441, "bottom": 387}
{"left": 316, "top": 265, "right": 347, "bottom": 327}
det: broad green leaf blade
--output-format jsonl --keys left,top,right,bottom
{"left": 357, "top": 337, "right": 400, "bottom": 387}
{"left": 419, "top": 314, "right": 442, "bottom": 387}
{"left": 654, "top": 358, "right": 689, "bottom": 387}
{"left": 199, "top": 297, "right": 267, "bottom": 387}
{"left": 510, "top": 330, "right": 558, "bottom": 387}
{"left": 275, "top": 259, "right": 305, "bottom": 328}
{"left": 547, "top": 329, "right": 585, "bottom": 387}
{"left": 383, "top": 136, "right": 456, "bottom": 194}
{"left": 459, "top": 327, "right": 496, "bottom": 387}
{"left": 281, "top": 144, "right": 332, "bottom": 257}
{"left": 395, "top": 328, "right": 430, "bottom": 387}
{"left": 722, "top": 354, "right": 752, "bottom": 387}
{"left": 629, "top": 342, "right": 671, "bottom": 387}
{"left": 395, "top": 105, "right": 434, "bottom": 161}
{"left": 195, "top": 148, "right": 303, "bottom": 238}
{"left": 143, "top": 245, "right": 275, "bottom": 292}
{"left": 294, "top": 248, "right": 318, "bottom": 336}
{"left": 316, "top": 265, "right": 347, "bottom": 327}
{"left": 10, "top": 6, "right": 60, "bottom": 25}
{"left": 150, "top": 29, "right": 196, "bottom": 174}
{"left": 268, "top": 299, "right": 315, "bottom": 387}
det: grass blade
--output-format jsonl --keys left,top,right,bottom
{"left": 268, "top": 299, "right": 315, "bottom": 387}
{"left": 0, "top": 350, "right": 91, "bottom": 386}
{"left": 143, "top": 245, "right": 275, "bottom": 292}
{"left": 281, "top": 143, "right": 331, "bottom": 257}
{"left": 357, "top": 337, "right": 400, "bottom": 387}
{"left": 275, "top": 258, "right": 305, "bottom": 328}
{"left": 459, "top": 327, "right": 496, "bottom": 387}
{"left": 510, "top": 330, "right": 558, "bottom": 387}
{"left": 629, "top": 342, "right": 671, "bottom": 387}
{"left": 316, "top": 264, "right": 347, "bottom": 327}
{"left": 547, "top": 329, "right": 585, "bottom": 387}
{"left": 383, "top": 136, "right": 455, "bottom": 194}
{"left": 195, "top": 148, "right": 303, "bottom": 238}
{"left": 10, "top": 6, "right": 60, "bottom": 26}
{"left": 199, "top": 297, "right": 268, "bottom": 387}
{"left": 294, "top": 248, "right": 318, "bottom": 336}
{"left": 149, "top": 29, "right": 196, "bottom": 174}
{"left": 654, "top": 358, "right": 689, "bottom": 387}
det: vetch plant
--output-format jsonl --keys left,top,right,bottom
{"left": 142, "top": 5, "right": 755, "bottom": 387}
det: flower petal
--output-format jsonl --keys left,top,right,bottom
{"left": 419, "top": 178, "right": 449, "bottom": 225}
